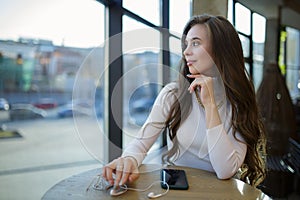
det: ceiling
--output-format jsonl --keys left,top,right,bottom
{"left": 237, "top": 0, "right": 300, "bottom": 18}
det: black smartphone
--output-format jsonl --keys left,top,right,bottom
{"left": 160, "top": 169, "right": 189, "bottom": 190}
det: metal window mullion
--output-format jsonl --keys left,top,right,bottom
{"left": 162, "top": 0, "right": 170, "bottom": 86}
{"left": 249, "top": 11, "right": 254, "bottom": 78}
{"left": 108, "top": 0, "right": 123, "bottom": 161}
{"left": 161, "top": 0, "right": 170, "bottom": 147}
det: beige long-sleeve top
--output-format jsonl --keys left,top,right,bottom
{"left": 122, "top": 82, "right": 247, "bottom": 179}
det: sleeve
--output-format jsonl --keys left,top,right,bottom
{"left": 121, "top": 83, "right": 177, "bottom": 166}
{"left": 206, "top": 124, "right": 247, "bottom": 179}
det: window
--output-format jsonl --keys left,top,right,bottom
{"left": 0, "top": 1, "right": 105, "bottom": 199}
{"left": 235, "top": 3, "right": 251, "bottom": 35}
{"left": 169, "top": 36, "right": 183, "bottom": 81}
{"left": 0, "top": 1, "right": 192, "bottom": 198}
{"left": 122, "top": 16, "right": 161, "bottom": 146}
{"left": 122, "top": 1, "right": 190, "bottom": 149}
{"left": 170, "top": 0, "right": 191, "bottom": 35}
{"left": 252, "top": 13, "right": 266, "bottom": 89}
{"left": 227, "top": 0, "right": 233, "bottom": 23}
{"left": 169, "top": 0, "right": 190, "bottom": 82}
{"left": 230, "top": 1, "right": 266, "bottom": 90}
{"left": 239, "top": 34, "right": 250, "bottom": 58}
{"left": 123, "top": 0, "right": 160, "bottom": 26}
{"left": 285, "top": 27, "right": 300, "bottom": 101}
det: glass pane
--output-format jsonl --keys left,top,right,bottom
{"left": 123, "top": 16, "right": 160, "bottom": 53}
{"left": 227, "top": 0, "right": 233, "bottom": 23}
{"left": 253, "top": 13, "right": 266, "bottom": 43}
{"left": 0, "top": 0, "right": 104, "bottom": 48}
{"left": 245, "top": 62, "right": 250, "bottom": 74}
{"left": 253, "top": 61, "right": 264, "bottom": 90}
{"left": 0, "top": 1, "right": 105, "bottom": 199}
{"left": 170, "top": 36, "right": 182, "bottom": 82}
{"left": 123, "top": 0, "right": 160, "bottom": 26}
{"left": 252, "top": 13, "right": 265, "bottom": 91}
{"left": 235, "top": 3, "right": 251, "bottom": 35}
{"left": 170, "top": 0, "right": 191, "bottom": 35}
{"left": 122, "top": 16, "right": 161, "bottom": 148}
{"left": 286, "top": 27, "right": 300, "bottom": 101}
{"left": 239, "top": 34, "right": 250, "bottom": 57}
{"left": 286, "top": 68, "right": 299, "bottom": 103}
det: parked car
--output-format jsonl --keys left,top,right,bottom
{"left": 32, "top": 98, "right": 57, "bottom": 109}
{"left": 129, "top": 97, "right": 156, "bottom": 126}
{"left": 0, "top": 98, "right": 10, "bottom": 111}
{"left": 57, "top": 100, "right": 92, "bottom": 118}
{"left": 10, "top": 104, "right": 47, "bottom": 121}
{"left": 128, "top": 83, "right": 159, "bottom": 126}
{"left": 57, "top": 103, "right": 74, "bottom": 118}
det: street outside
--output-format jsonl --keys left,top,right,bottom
{"left": 0, "top": 117, "right": 104, "bottom": 200}
{"left": 0, "top": 110, "right": 146, "bottom": 200}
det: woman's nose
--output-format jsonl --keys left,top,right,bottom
{"left": 183, "top": 45, "right": 192, "bottom": 57}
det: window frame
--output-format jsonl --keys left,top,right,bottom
{"left": 98, "top": 0, "right": 178, "bottom": 161}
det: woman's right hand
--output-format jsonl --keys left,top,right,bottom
{"left": 187, "top": 73, "right": 215, "bottom": 107}
{"left": 102, "top": 156, "right": 140, "bottom": 187}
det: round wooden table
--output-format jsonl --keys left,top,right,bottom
{"left": 42, "top": 164, "right": 271, "bottom": 199}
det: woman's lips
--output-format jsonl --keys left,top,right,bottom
{"left": 187, "top": 60, "right": 195, "bottom": 66}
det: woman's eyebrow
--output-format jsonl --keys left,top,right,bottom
{"left": 191, "top": 37, "right": 201, "bottom": 41}
{"left": 185, "top": 37, "right": 201, "bottom": 42}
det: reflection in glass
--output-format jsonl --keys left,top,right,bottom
{"left": 73, "top": 46, "right": 105, "bottom": 162}
{"left": 122, "top": 16, "right": 161, "bottom": 147}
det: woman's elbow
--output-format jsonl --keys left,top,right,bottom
{"left": 214, "top": 164, "right": 239, "bottom": 180}
{"left": 216, "top": 172, "right": 233, "bottom": 180}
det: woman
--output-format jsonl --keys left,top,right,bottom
{"left": 103, "top": 14, "right": 266, "bottom": 188}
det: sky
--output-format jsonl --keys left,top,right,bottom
{"left": 0, "top": 0, "right": 105, "bottom": 48}
{"left": 0, "top": 0, "right": 191, "bottom": 49}
{"left": 0, "top": 0, "right": 266, "bottom": 49}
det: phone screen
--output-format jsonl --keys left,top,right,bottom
{"left": 161, "top": 169, "right": 189, "bottom": 190}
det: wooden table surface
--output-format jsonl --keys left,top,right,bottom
{"left": 42, "top": 164, "right": 271, "bottom": 199}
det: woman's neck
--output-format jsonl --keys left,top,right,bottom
{"left": 212, "top": 75, "right": 226, "bottom": 105}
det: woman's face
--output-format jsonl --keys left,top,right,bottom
{"left": 183, "top": 24, "right": 217, "bottom": 76}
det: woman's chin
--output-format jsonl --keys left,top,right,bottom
{"left": 189, "top": 71, "right": 201, "bottom": 75}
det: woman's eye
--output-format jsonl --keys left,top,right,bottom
{"left": 192, "top": 41, "right": 200, "bottom": 46}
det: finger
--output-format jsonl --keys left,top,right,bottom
{"left": 104, "top": 165, "right": 115, "bottom": 185}
{"left": 103, "top": 160, "right": 117, "bottom": 185}
{"left": 119, "top": 158, "right": 134, "bottom": 185}
{"left": 128, "top": 172, "right": 140, "bottom": 182}
{"left": 119, "top": 171, "right": 130, "bottom": 186}
{"left": 102, "top": 166, "right": 108, "bottom": 179}
{"left": 114, "top": 159, "right": 124, "bottom": 187}
{"left": 187, "top": 74, "right": 201, "bottom": 78}
{"left": 188, "top": 81, "right": 201, "bottom": 93}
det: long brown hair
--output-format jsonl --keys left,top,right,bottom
{"left": 162, "top": 14, "right": 266, "bottom": 186}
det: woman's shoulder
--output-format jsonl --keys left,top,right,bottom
{"left": 162, "top": 82, "right": 178, "bottom": 91}
{"left": 155, "top": 82, "right": 178, "bottom": 103}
